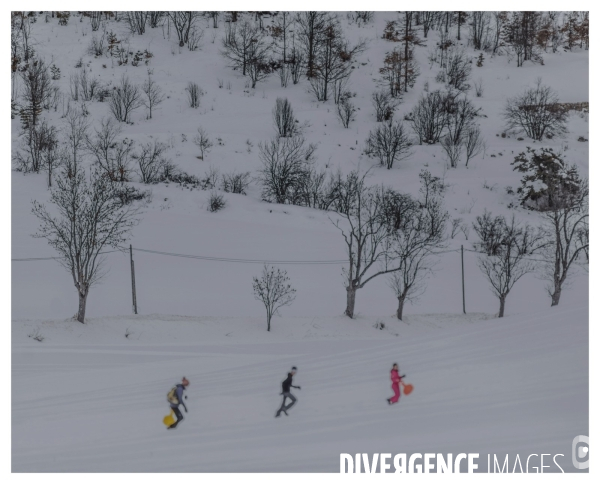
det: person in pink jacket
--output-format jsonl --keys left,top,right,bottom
{"left": 387, "top": 363, "right": 406, "bottom": 405}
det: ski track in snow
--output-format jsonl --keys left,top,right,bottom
{"left": 12, "top": 305, "right": 587, "bottom": 472}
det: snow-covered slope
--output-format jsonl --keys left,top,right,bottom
{"left": 11, "top": 11, "right": 589, "bottom": 474}
{"left": 11, "top": 12, "right": 589, "bottom": 321}
{"left": 11, "top": 304, "right": 587, "bottom": 472}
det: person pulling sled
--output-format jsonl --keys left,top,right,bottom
{"left": 166, "top": 377, "right": 189, "bottom": 429}
{"left": 387, "top": 363, "right": 406, "bottom": 405}
{"left": 275, "top": 366, "right": 301, "bottom": 417}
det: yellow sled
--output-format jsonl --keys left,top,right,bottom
{"left": 163, "top": 409, "right": 175, "bottom": 427}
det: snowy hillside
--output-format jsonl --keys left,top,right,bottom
{"left": 11, "top": 11, "right": 588, "bottom": 321}
{"left": 11, "top": 11, "right": 589, "bottom": 473}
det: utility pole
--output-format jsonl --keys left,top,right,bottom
{"left": 461, "top": 245, "right": 466, "bottom": 314}
{"left": 130, "top": 244, "right": 138, "bottom": 315}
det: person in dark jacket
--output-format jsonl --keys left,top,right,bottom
{"left": 275, "top": 366, "right": 301, "bottom": 417}
{"left": 167, "top": 377, "right": 189, "bottom": 429}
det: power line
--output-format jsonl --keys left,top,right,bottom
{"left": 11, "top": 249, "right": 124, "bottom": 262}
{"left": 463, "top": 247, "right": 589, "bottom": 266}
{"left": 131, "top": 247, "right": 347, "bottom": 265}
{"left": 11, "top": 246, "right": 460, "bottom": 265}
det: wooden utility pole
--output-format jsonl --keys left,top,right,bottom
{"left": 130, "top": 244, "right": 137, "bottom": 314}
{"left": 461, "top": 245, "right": 466, "bottom": 314}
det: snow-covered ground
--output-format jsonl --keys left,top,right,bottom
{"left": 11, "top": 304, "right": 587, "bottom": 472}
{"left": 10, "top": 11, "right": 589, "bottom": 473}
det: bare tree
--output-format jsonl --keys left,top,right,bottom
{"left": 308, "top": 19, "right": 365, "bottom": 102}
{"left": 193, "top": 127, "right": 213, "bottom": 160}
{"left": 167, "top": 11, "right": 200, "bottom": 47}
{"left": 272, "top": 11, "right": 294, "bottom": 63}
{"left": 504, "top": 78, "right": 568, "bottom": 141}
{"left": 385, "top": 175, "right": 447, "bottom": 319}
{"left": 473, "top": 212, "right": 545, "bottom": 317}
{"left": 510, "top": 155, "right": 591, "bottom": 306}
{"left": 32, "top": 164, "right": 142, "bottom": 323}
{"left": 444, "top": 48, "right": 472, "bottom": 92}
{"left": 289, "top": 48, "right": 304, "bottom": 85}
{"left": 149, "top": 12, "right": 164, "bottom": 28}
{"left": 142, "top": 71, "right": 164, "bottom": 119}
{"left": 86, "top": 118, "right": 134, "bottom": 182}
{"left": 337, "top": 97, "right": 356, "bottom": 128}
{"left": 296, "top": 11, "right": 330, "bottom": 79}
{"left": 252, "top": 264, "right": 297, "bottom": 331}
{"left": 470, "top": 12, "right": 490, "bottom": 50}
{"left": 41, "top": 126, "right": 60, "bottom": 187}
{"left": 330, "top": 170, "right": 401, "bottom": 318}
{"left": 464, "top": 125, "right": 484, "bottom": 167}
{"left": 364, "top": 120, "right": 412, "bottom": 169}
{"left": 125, "top": 11, "right": 149, "bottom": 35}
{"left": 246, "top": 29, "right": 274, "bottom": 88}
{"left": 273, "top": 98, "right": 297, "bottom": 138}
{"left": 208, "top": 11, "right": 219, "bottom": 29}
{"left": 398, "top": 12, "right": 424, "bottom": 93}
{"left": 222, "top": 20, "right": 267, "bottom": 78}
{"left": 380, "top": 47, "right": 419, "bottom": 98}
{"left": 221, "top": 171, "right": 251, "bottom": 195}
{"left": 441, "top": 134, "right": 463, "bottom": 168}
{"left": 185, "top": 81, "right": 203, "bottom": 108}
{"left": 258, "top": 136, "right": 316, "bottom": 204}
{"left": 541, "top": 181, "right": 588, "bottom": 307}
{"left": 109, "top": 75, "right": 143, "bottom": 123}
{"left": 133, "top": 139, "right": 169, "bottom": 183}
{"left": 63, "top": 108, "right": 89, "bottom": 176}
{"left": 409, "top": 90, "right": 451, "bottom": 145}
{"left": 14, "top": 119, "right": 58, "bottom": 175}
{"left": 372, "top": 90, "right": 400, "bottom": 122}
{"left": 20, "top": 58, "right": 52, "bottom": 128}
{"left": 445, "top": 96, "right": 479, "bottom": 145}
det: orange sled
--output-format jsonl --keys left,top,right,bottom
{"left": 402, "top": 383, "right": 414, "bottom": 396}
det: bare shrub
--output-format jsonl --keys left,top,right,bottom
{"left": 185, "top": 81, "right": 203, "bottom": 108}
{"left": 87, "top": 33, "right": 105, "bottom": 57}
{"left": 108, "top": 75, "right": 143, "bottom": 123}
{"left": 441, "top": 135, "right": 463, "bottom": 168}
{"left": 474, "top": 77, "right": 484, "bottom": 97}
{"left": 337, "top": 96, "right": 356, "bottom": 129}
{"left": 187, "top": 27, "right": 204, "bottom": 51}
{"left": 464, "top": 126, "right": 485, "bottom": 167}
{"left": 364, "top": 120, "right": 412, "bottom": 169}
{"left": 141, "top": 71, "right": 164, "bottom": 119}
{"left": 86, "top": 118, "right": 133, "bottom": 182}
{"left": 504, "top": 78, "right": 568, "bottom": 141}
{"left": 222, "top": 171, "right": 251, "bottom": 195}
{"left": 278, "top": 64, "right": 291, "bottom": 87}
{"left": 273, "top": 98, "right": 296, "bottom": 138}
{"left": 444, "top": 48, "right": 471, "bottom": 92}
{"left": 372, "top": 90, "right": 399, "bottom": 122}
{"left": 408, "top": 90, "right": 451, "bottom": 145}
{"left": 252, "top": 264, "right": 296, "bottom": 331}
{"left": 89, "top": 12, "right": 102, "bottom": 31}
{"left": 125, "top": 11, "right": 149, "bottom": 35}
{"left": 20, "top": 58, "right": 52, "bottom": 127}
{"left": 193, "top": 127, "right": 213, "bottom": 159}
{"left": 207, "top": 191, "right": 226, "bottom": 212}
{"left": 258, "top": 136, "right": 316, "bottom": 204}
{"left": 133, "top": 139, "right": 169, "bottom": 183}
